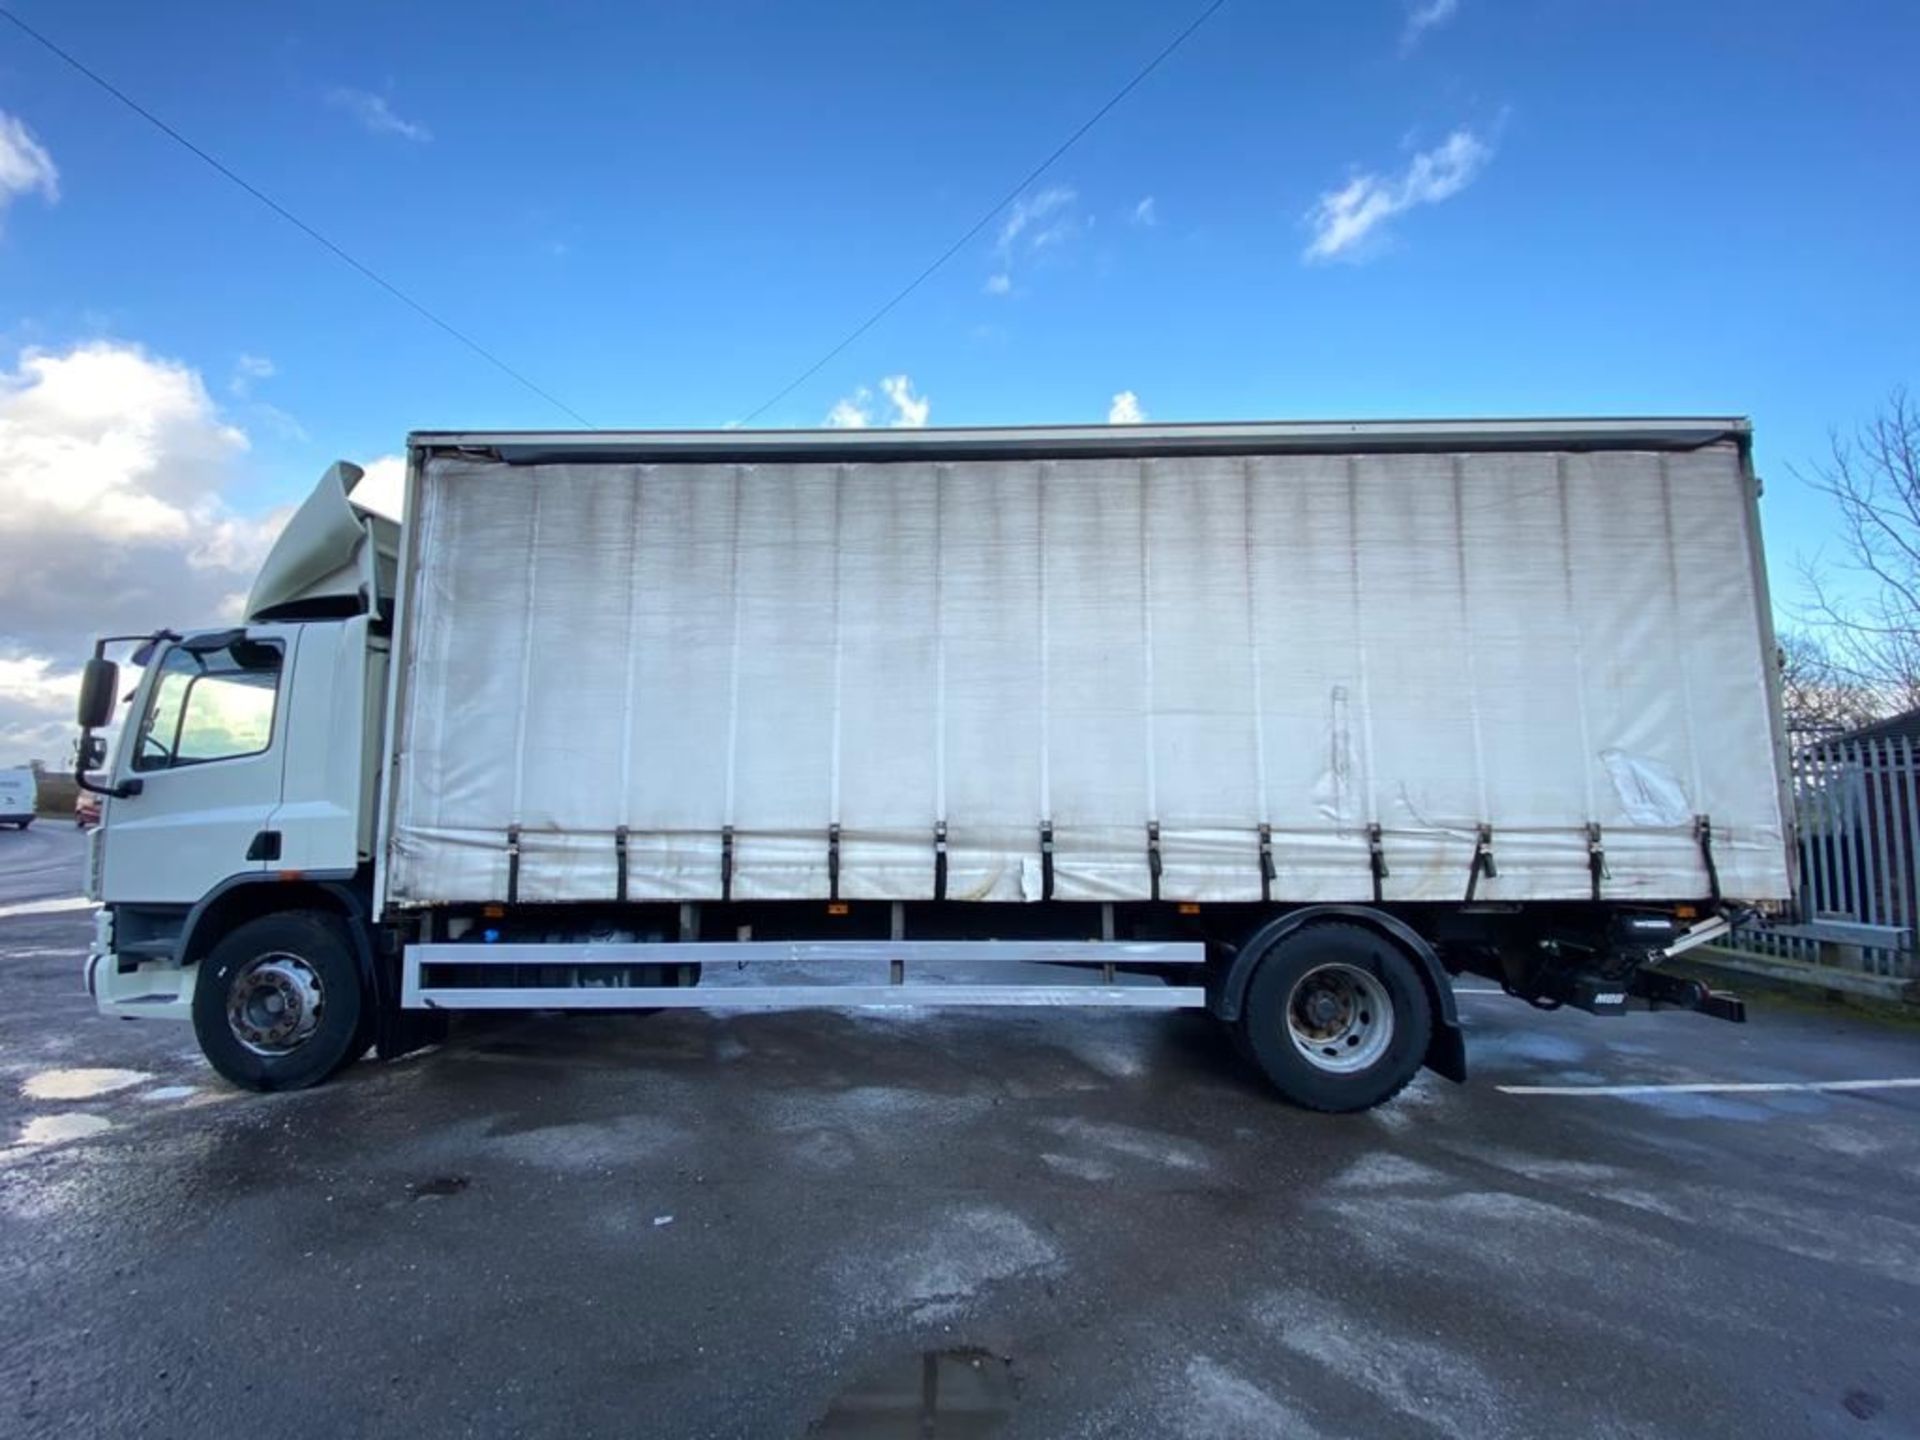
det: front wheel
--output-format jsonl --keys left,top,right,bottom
{"left": 1236, "top": 923, "right": 1432, "bottom": 1112}
{"left": 192, "top": 911, "right": 367, "bottom": 1091}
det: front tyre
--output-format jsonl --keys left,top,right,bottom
{"left": 192, "top": 911, "right": 366, "bottom": 1092}
{"left": 1237, "top": 923, "right": 1432, "bottom": 1113}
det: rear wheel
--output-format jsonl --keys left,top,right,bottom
{"left": 192, "top": 911, "right": 366, "bottom": 1091}
{"left": 1237, "top": 923, "right": 1432, "bottom": 1112}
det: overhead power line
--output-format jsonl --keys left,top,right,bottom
{"left": 737, "top": 0, "right": 1230, "bottom": 427}
{"left": 0, "top": 5, "right": 594, "bottom": 428}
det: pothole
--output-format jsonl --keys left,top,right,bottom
{"left": 407, "top": 1175, "right": 471, "bottom": 1200}
{"left": 810, "top": 1347, "right": 1015, "bottom": 1436}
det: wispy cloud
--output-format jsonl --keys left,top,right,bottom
{"left": 327, "top": 88, "right": 432, "bottom": 143}
{"left": 1400, "top": 0, "right": 1459, "bottom": 51}
{"left": 986, "top": 186, "right": 1079, "bottom": 295}
{"left": 1108, "top": 391, "right": 1146, "bottom": 425}
{"left": 1302, "top": 127, "right": 1491, "bottom": 262}
{"left": 1130, "top": 196, "right": 1158, "bottom": 227}
{"left": 228, "top": 352, "right": 275, "bottom": 397}
{"left": 0, "top": 110, "right": 59, "bottom": 233}
{"left": 824, "top": 374, "right": 931, "bottom": 429}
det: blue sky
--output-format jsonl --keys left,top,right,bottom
{"left": 1, "top": 0, "right": 1917, "bottom": 758}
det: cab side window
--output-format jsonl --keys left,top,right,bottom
{"left": 134, "top": 639, "right": 284, "bottom": 771}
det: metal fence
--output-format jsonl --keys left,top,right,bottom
{"left": 1730, "top": 733, "right": 1920, "bottom": 978}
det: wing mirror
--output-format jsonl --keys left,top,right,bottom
{"left": 77, "top": 658, "right": 119, "bottom": 729}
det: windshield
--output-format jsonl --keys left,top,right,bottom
{"left": 132, "top": 637, "right": 284, "bottom": 772}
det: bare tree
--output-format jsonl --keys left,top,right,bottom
{"left": 1776, "top": 628, "right": 1884, "bottom": 739}
{"left": 1798, "top": 389, "right": 1920, "bottom": 713}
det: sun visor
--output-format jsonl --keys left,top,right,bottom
{"left": 245, "top": 461, "right": 401, "bottom": 622}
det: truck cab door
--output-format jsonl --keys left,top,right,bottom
{"left": 99, "top": 626, "right": 299, "bottom": 905}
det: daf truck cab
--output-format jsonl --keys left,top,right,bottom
{"left": 79, "top": 463, "right": 399, "bottom": 1084}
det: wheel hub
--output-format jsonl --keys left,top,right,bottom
{"left": 1303, "top": 990, "right": 1344, "bottom": 1029}
{"left": 1285, "top": 962, "right": 1395, "bottom": 1075}
{"left": 226, "top": 953, "right": 326, "bottom": 1056}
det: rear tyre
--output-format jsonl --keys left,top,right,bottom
{"left": 1237, "top": 923, "right": 1432, "bottom": 1113}
{"left": 192, "top": 911, "right": 367, "bottom": 1092}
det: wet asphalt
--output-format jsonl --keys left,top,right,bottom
{"left": 3, "top": 825, "right": 1919, "bottom": 1439}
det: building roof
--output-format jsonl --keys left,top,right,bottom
{"left": 1828, "top": 708, "right": 1920, "bottom": 746}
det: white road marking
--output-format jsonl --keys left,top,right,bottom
{"left": 0, "top": 896, "right": 96, "bottom": 920}
{"left": 1453, "top": 987, "right": 1505, "bottom": 995}
{"left": 1499, "top": 1078, "right": 1920, "bottom": 1097}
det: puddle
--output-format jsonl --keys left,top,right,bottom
{"left": 139, "top": 1086, "right": 199, "bottom": 1103}
{"left": 407, "top": 1175, "right": 470, "bottom": 1200}
{"left": 811, "top": 1348, "right": 1014, "bottom": 1437}
{"left": 16, "top": 1114, "right": 113, "bottom": 1146}
{"left": 22, "top": 1068, "right": 152, "bottom": 1101}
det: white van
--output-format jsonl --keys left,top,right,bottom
{"left": 0, "top": 767, "right": 37, "bottom": 829}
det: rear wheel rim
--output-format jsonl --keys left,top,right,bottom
{"left": 1285, "top": 962, "right": 1394, "bottom": 1074}
{"left": 226, "top": 952, "right": 326, "bottom": 1056}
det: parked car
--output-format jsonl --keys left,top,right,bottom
{"left": 0, "top": 766, "right": 37, "bottom": 829}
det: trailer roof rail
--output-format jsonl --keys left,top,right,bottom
{"left": 408, "top": 417, "right": 1752, "bottom": 467}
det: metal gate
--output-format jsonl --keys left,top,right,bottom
{"left": 1733, "top": 733, "right": 1920, "bottom": 978}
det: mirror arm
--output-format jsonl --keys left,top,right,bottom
{"left": 75, "top": 629, "right": 174, "bottom": 801}
{"left": 73, "top": 740, "right": 140, "bottom": 800}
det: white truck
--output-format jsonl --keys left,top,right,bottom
{"left": 76, "top": 419, "right": 1790, "bottom": 1110}
{"left": 0, "top": 766, "right": 37, "bottom": 828}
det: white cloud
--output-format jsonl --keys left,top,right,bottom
{"left": 0, "top": 110, "right": 59, "bottom": 232}
{"left": 327, "top": 88, "right": 432, "bottom": 143}
{"left": 1302, "top": 127, "right": 1491, "bottom": 262}
{"left": 0, "top": 653, "right": 81, "bottom": 765}
{"left": 824, "top": 375, "right": 931, "bottom": 430}
{"left": 1108, "top": 391, "right": 1145, "bottom": 425}
{"left": 1401, "top": 0, "right": 1459, "bottom": 50}
{"left": 987, "top": 186, "right": 1080, "bottom": 294}
{"left": 824, "top": 387, "right": 872, "bottom": 429}
{"left": 0, "top": 342, "right": 249, "bottom": 549}
{"left": 0, "top": 654, "right": 76, "bottom": 712}
{"left": 0, "top": 341, "right": 403, "bottom": 766}
{"left": 348, "top": 454, "right": 406, "bottom": 520}
{"left": 879, "top": 375, "right": 929, "bottom": 428}
{"left": 1131, "top": 196, "right": 1158, "bottom": 227}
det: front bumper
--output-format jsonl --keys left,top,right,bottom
{"left": 86, "top": 908, "right": 193, "bottom": 1021}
